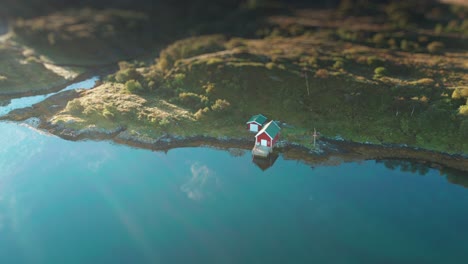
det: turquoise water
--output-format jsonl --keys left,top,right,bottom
{"left": 1, "top": 122, "right": 468, "bottom": 263}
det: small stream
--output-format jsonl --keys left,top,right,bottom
{"left": 0, "top": 76, "right": 99, "bottom": 116}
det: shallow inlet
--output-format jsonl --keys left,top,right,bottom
{"left": 0, "top": 76, "right": 99, "bottom": 116}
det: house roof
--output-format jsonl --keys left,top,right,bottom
{"left": 256, "top": 120, "right": 281, "bottom": 139}
{"left": 246, "top": 114, "right": 267, "bottom": 125}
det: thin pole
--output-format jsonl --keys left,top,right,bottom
{"left": 313, "top": 128, "right": 317, "bottom": 147}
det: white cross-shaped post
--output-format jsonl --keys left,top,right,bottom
{"left": 313, "top": 128, "right": 318, "bottom": 147}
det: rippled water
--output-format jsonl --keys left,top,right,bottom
{"left": 0, "top": 122, "right": 468, "bottom": 263}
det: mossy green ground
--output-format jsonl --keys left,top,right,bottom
{"left": 12, "top": 8, "right": 153, "bottom": 66}
{"left": 51, "top": 29, "right": 468, "bottom": 153}
{"left": 0, "top": 8, "right": 151, "bottom": 96}
{"left": 0, "top": 42, "right": 68, "bottom": 95}
{"left": 11, "top": 1, "right": 465, "bottom": 154}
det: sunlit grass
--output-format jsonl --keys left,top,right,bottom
{"left": 20, "top": 0, "right": 468, "bottom": 154}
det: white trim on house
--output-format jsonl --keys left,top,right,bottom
{"left": 255, "top": 132, "right": 272, "bottom": 141}
{"left": 246, "top": 120, "right": 263, "bottom": 126}
{"left": 255, "top": 121, "right": 276, "bottom": 140}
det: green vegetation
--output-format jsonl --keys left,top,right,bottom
{"left": 452, "top": 88, "right": 468, "bottom": 99}
{"left": 157, "top": 35, "right": 226, "bottom": 71}
{"left": 12, "top": 8, "right": 152, "bottom": 65}
{"left": 125, "top": 80, "right": 144, "bottom": 93}
{"left": 65, "top": 99, "right": 84, "bottom": 114}
{"left": 374, "top": 67, "right": 387, "bottom": 78}
{"left": 0, "top": 43, "right": 74, "bottom": 95}
{"left": 460, "top": 104, "right": 468, "bottom": 116}
{"left": 211, "top": 99, "right": 231, "bottom": 113}
{"left": 427, "top": 41, "right": 445, "bottom": 54}
{"left": 5, "top": 0, "right": 467, "bottom": 154}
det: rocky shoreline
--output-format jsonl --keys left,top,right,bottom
{"left": 37, "top": 116, "right": 468, "bottom": 173}
{"left": 2, "top": 80, "right": 467, "bottom": 174}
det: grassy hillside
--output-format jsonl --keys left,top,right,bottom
{"left": 12, "top": 8, "right": 153, "bottom": 66}
{"left": 0, "top": 1, "right": 275, "bottom": 94}
{"left": 0, "top": 41, "right": 72, "bottom": 95}
{"left": 0, "top": 8, "right": 156, "bottom": 96}
{"left": 50, "top": 14, "right": 468, "bottom": 153}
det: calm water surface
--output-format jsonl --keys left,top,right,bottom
{"left": 0, "top": 122, "right": 468, "bottom": 263}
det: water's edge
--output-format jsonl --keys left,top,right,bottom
{"left": 1, "top": 74, "right": 467, "bottom": 173}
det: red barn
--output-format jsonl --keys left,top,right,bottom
{"left": 246, "top": 114, "right": 268, "bottom": 132}
{"left": 255, "top": 121, "right": 281, "bottom": 148}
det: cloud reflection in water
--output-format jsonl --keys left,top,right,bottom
{"left": 181, "top": 163, "right": 219, "bottom": 201}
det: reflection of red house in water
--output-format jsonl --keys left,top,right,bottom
{"left": 252, "top": 153, "right": 279, "bottom": 171}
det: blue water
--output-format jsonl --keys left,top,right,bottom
{"left": 0, "top": 122, "right": 468, "bottom": 263}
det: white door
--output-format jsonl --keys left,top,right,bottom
{"left": 250, "top": 124, "right": 258, "bottom": 132}
{"left": 261, "top": 139, "right": 268, "bottom": 146}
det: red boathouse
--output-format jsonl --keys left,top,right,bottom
{"left": 255, "top": 120, "right": 281, "bottom": 148}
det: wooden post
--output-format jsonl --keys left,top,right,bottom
{"left": 305, "top": 69, "right": 310, "bottom": 96}
{"left": 313, "top": 128, "right": 318, "bottom": 147}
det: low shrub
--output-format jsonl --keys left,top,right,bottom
{"left": 452, "top": 88, "right": 468, "bottom": 99}
{"left": 315, "top": 69, "right": 329, "bottom": 78}
{"left": 265, "top": 62, "right": 276, "bottom": 70}
{"left": 116, "top": 68, "right": 140, "bottom": 83}
{"left": 203, "top": 82, "right": 215, "bottom": 94}
{"left": 157, "top": 56, "right": 170, "bottom": 71}
{"left": 427, "top": 41, "right": 445, "bottom": 54}
{"left": 178, "top": 92, "right": 208, "bottom": 109}
{"left": 102, "top": 106, "right": 115, "bottom": 120}
{"left": 125, "top": 79, "right": 144, "bottom": 93}
{"left": 211, "top": 99, "right": 231, "bottom": 112}
{"left": 372, "top": 33, "right": 386, "bottom": 47}
{"left": 225, "top": 38, "right": 246, "bottom": 49}
{"left": 387, "top": 38, "right": 397, "bottom": 49}
{"left": 460, "top": 103, "right": 468, "bottom": 116}
{"left": 167, "top": 73, "right": 185, "bottom": 89}
{"left": 332, "top": 60, "right": 344, "bottom": 70}
{"left": 374, "top": 67, "right": 387, "bottom": 77}
{"left": 159, "top": 117, "right": 170, "bottom": 127}
{"left": 105, "top": 74, "right": 116, "bottom": 82}
{"left": 118, "top": 61, "right": 132, "bottom": 70}
{"left": 400, "top": 39, "right": 410, "bottom": 51}
{"left": 194, "top": 107, "right": 210, "bottom": 120}
{"left": 66, "top": 99, "right": 84, "bottom": 114}
{"left": 82, "top": 106, "right": 96, "bottom": 116}
{"left": 157, "top": 35, "right": 226, "bottom": 70}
